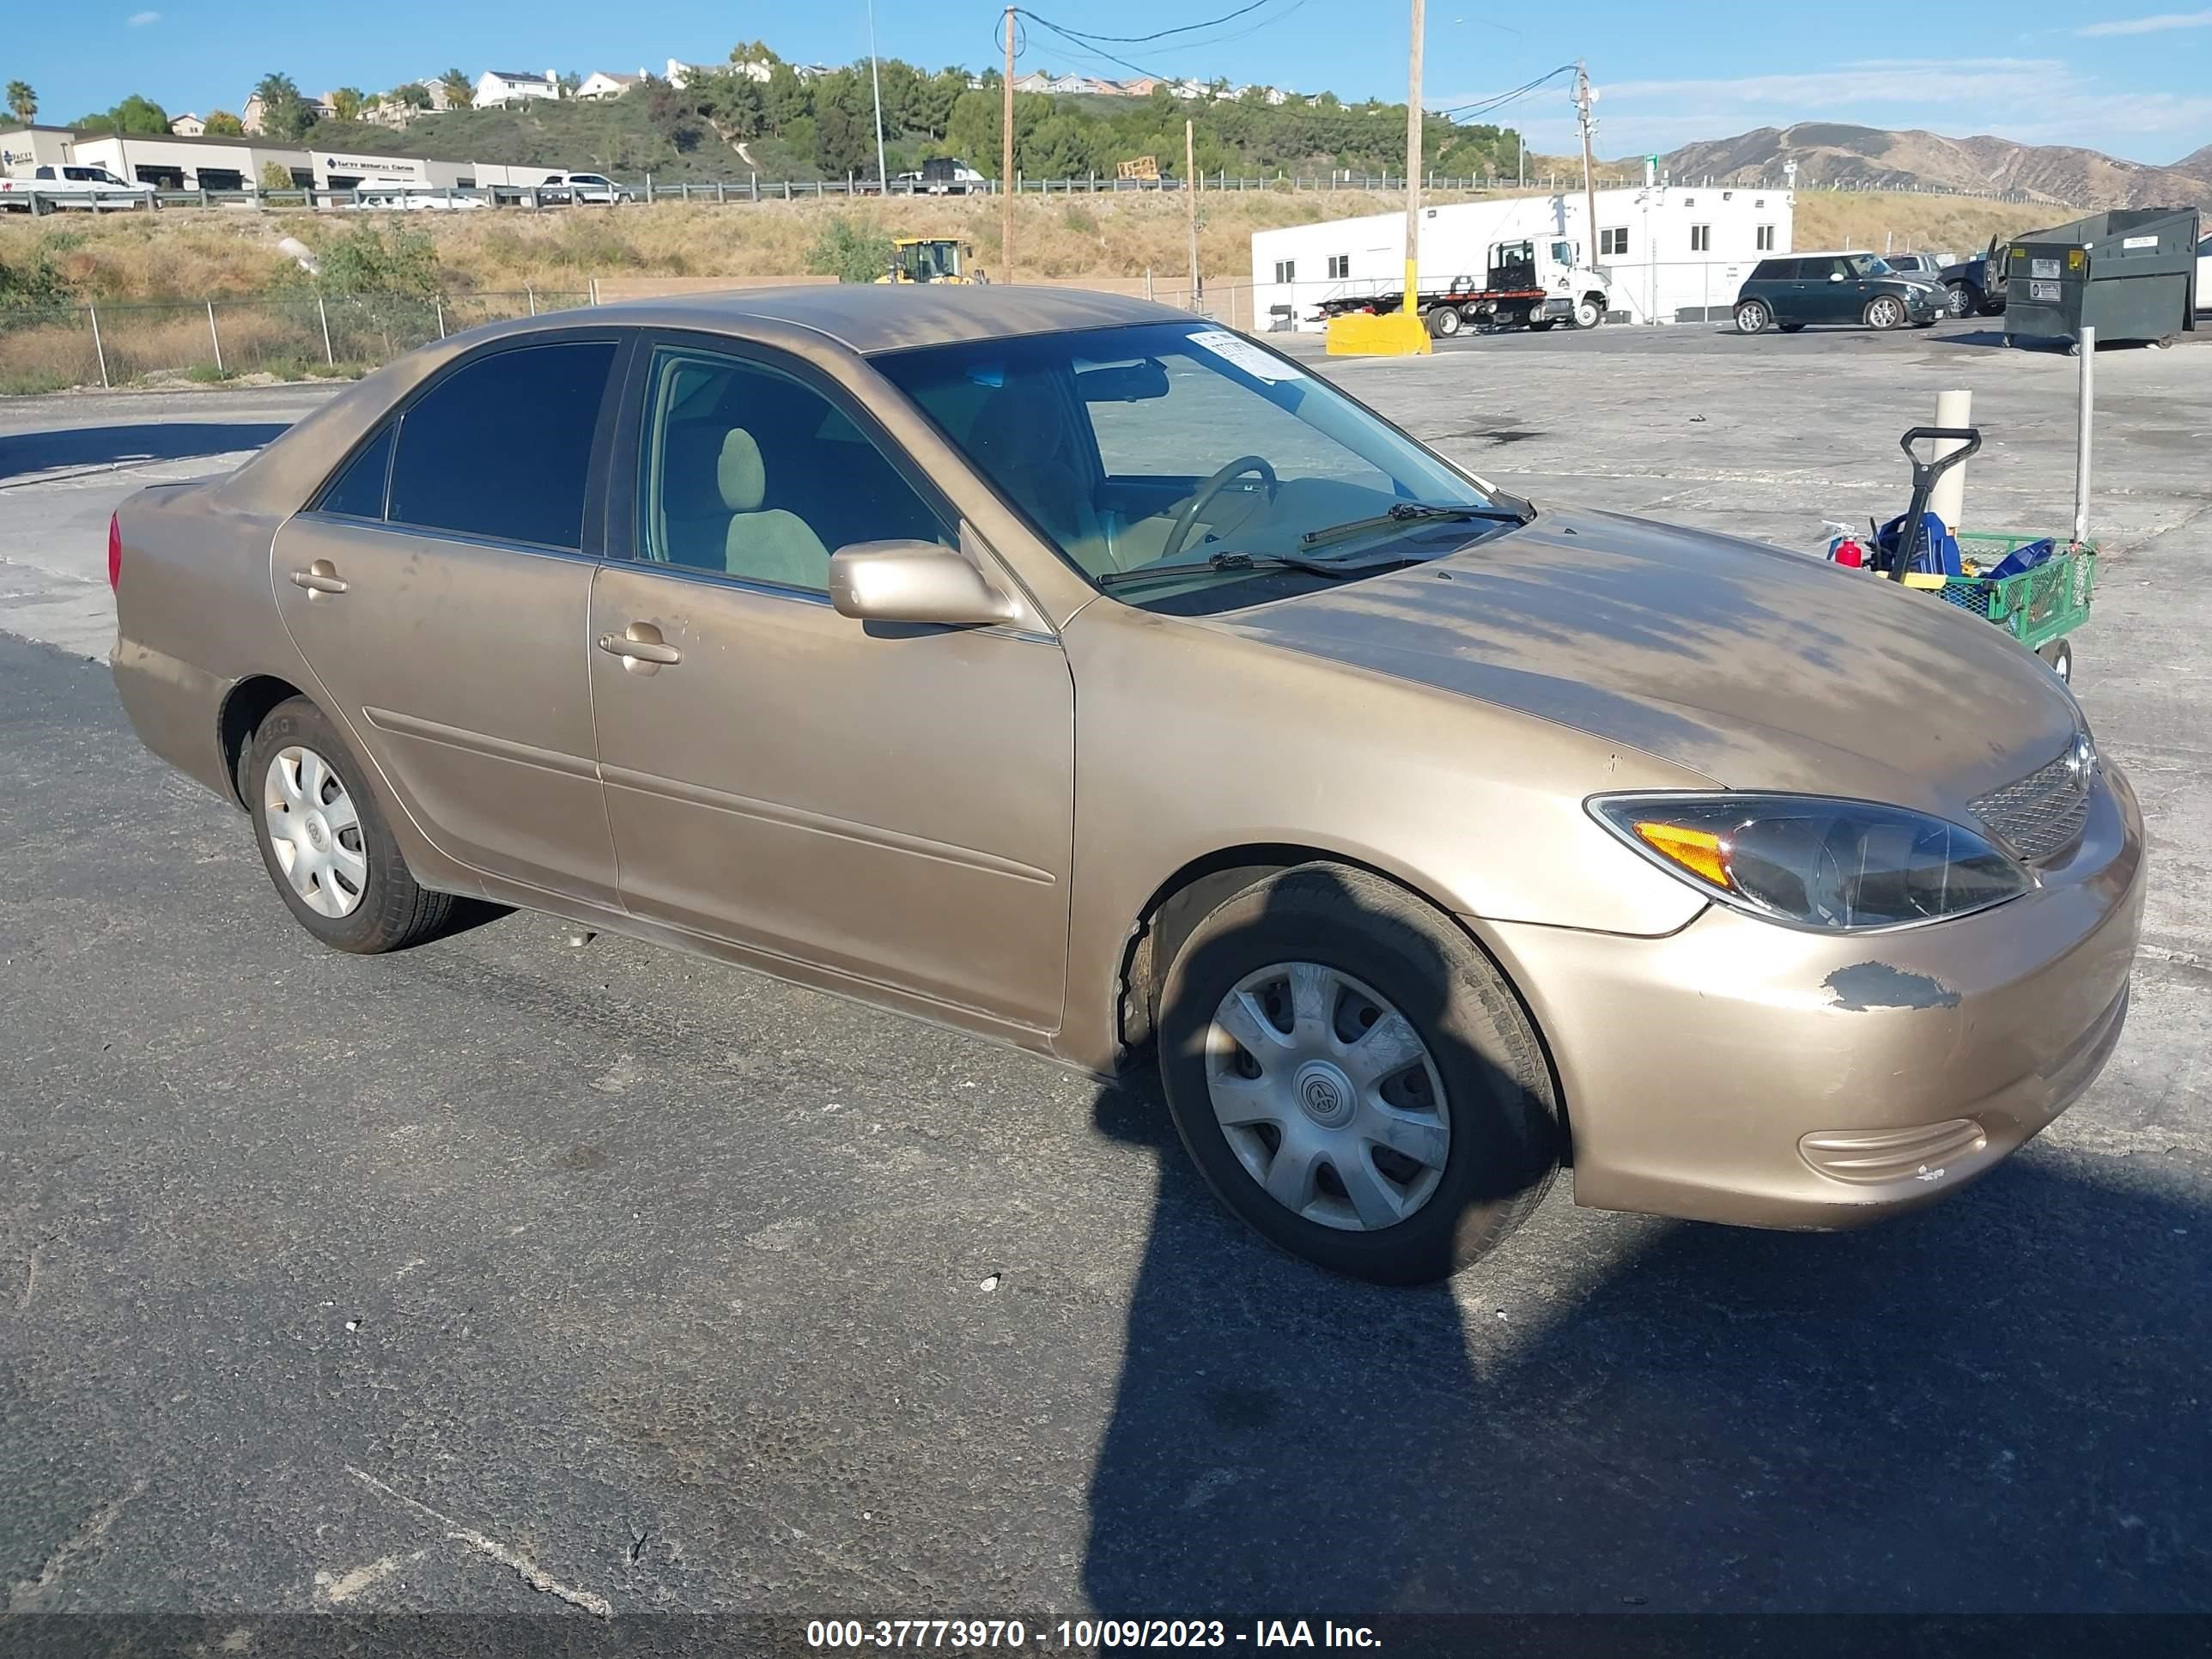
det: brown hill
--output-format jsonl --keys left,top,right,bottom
{"left": 1651, "top": 124, "right": 2212, "bottom": 213}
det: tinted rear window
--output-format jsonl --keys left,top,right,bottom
{"left": 316, "top": 424, "right": 394, "bottom": 519}
{"left": 387, "top": 341, "right": 616, "bottom": 550}
{"left": 1751, "top": 258, "right": 1796, "bottom": 281}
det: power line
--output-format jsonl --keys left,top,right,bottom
{"left": 1029, "top": 0, "right": 1279, "bottom": 46}
{"left": 1435, "top": 63, "right": 1576, "bottom": 121}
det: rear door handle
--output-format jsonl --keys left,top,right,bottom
{"left": 598, "top": 623, "right": 682, "bottom": 672}
{"left": 289, "top": 560, "right": 347, "bottom": 596}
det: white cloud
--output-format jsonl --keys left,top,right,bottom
{"left": 127, "top": 9, "right": 160, "bottom": 22}
{"left": 2076, "top": 9, "right": 2212, "bottom": 33}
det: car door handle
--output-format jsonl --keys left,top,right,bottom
{"left": 598, "top": 624, "right": 682, "bottom": 671}
{"left": 289, "top": 560, "right": 347, "bottom": 596}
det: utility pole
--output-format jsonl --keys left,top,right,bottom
{"left": 1575, "top": 60, "right": 1600, "bottom": 266}
{"left": 866, "top": 0, "right": 890, "bottom": 198}
{"left": 1185, "top": 118, "right": 1200, "bottom": 308}
{"left": 1001, "top": 5, "right": 1016, "bottom": 282}
{"left": 1403, "top": 0, "right": 1424, "bottom": 315}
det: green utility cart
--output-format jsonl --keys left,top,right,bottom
{"left": 1937, "top": 532, "right": 2098, "bottom": 684}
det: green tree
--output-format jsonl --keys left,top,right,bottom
{"left": 556, "top": 70, "right": 582, "bottom": 98}
{"left": 112, "top": 93, "right": 171, "bottom": 132}
{"left": 254, "top": 73, "right": 316, "bottom": 140}
{"left": 204, "top": 109, "right": 244, "bottom": 135}
{"left": 763, "top": 63, "right": 810, "bottom": 136}
{"left": 328, "top": 87, "right": 364, "bottom": 123}
{"left": 258, "top": 160, "right": 297, "bottom": 192}
{"left": 805, "top": 215, "right": 894, "bottom": 283}
{"left": 944, "top": 88, "right": 1000, "bottom": 176}
{"left": 389, "top": 82, "right": 432, "bottom": 110}
{"left": 810, "top": 67, "right": 875, "bottom": 176}
{"left": 438, "top": 69, "right": 473, "bottom": 110}
{"left": 5, "top": 80, "right": 33, "bottom": 124}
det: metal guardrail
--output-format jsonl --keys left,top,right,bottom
{"left": 2, "top": 172, "right": 2063, "bottom": 216}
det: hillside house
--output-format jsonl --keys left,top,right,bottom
{"left": 474, "top": 69, "right": 559, "bottom": 108}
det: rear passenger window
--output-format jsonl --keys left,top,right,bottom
{"left": 388, "top": 341, "right": 617, "bottom": 550}
{"left": 315, "top": 424, "right": 393, "bottom": 520}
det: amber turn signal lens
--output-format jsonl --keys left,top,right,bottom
{"left": 1632, "top": 820, "right": 1731, "bottom": 890}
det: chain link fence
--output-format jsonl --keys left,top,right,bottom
{"left": 0, "top": 290, "right": 591, "bottom": 394}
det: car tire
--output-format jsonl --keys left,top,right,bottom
{"left": 1571, "top": 295, "right": 1603, "bottom": 329}
{"left": 1427, "top": 304, "right": 1462, "bottom": 338}
{"left": 1734, "top": 299, "right": 1771, "bottom": 334}
{"left": 1865, "top": 295, "right": 1905, "bottom": 331}
{"left": 2038, "top": 637, "right": 2074, "bottom": 684}
{"left": 1154, "top": 864, "right": 1562, "bottom": 1285}
{"left": 246, "top": 696, "right": 455, "bottom": 954}
{"left": 1946, "top": 283, "right": 1975, "bottom": 319}
{"left": 1778, "top": 322, "right": 1806, "bottom": 333}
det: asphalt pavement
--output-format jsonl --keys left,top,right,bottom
{"left": 3, "top": 326, "right": 2210, "bottom": 1631}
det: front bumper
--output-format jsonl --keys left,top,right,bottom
{"left": 1479, "top": 764, "right": 2146, "bottom": 1230}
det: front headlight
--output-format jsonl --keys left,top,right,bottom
{"left": 1589, "top": 793, "right": 2031, "bottom": 932}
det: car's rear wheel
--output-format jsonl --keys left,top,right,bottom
{"left": 1154, "top": 865, "right": 1561, "bottom": 1285}
{"left": 1865, "top": 295, "right": 1906, "bottom": 330}
{"left": 1734, "top": 298, "right": 1771, "bottom": 334}
{"left": 1778, "top": 322, "right": 1807, "bottom": 333}
{"left": 247, "top": 696, "right": 454, "bottom": 954}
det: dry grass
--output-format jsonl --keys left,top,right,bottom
{"left": 1, "top": 188, "right": 2077, "bottom": 366}
{"left": 1794, "top": 193, "right": 2060, "bottom": 257}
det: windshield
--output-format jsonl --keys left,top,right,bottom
{"left": 872, "top": 321, "right": 1509, "bottom": 613}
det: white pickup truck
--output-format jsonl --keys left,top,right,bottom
{"left": 0, "top": 163, "right": 161, "bottom": 212}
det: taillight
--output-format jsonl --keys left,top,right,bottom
{"left": 107, "top": 512, "right": 122, "bottom": 592}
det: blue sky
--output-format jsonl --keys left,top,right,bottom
{"left": 3, "top": 1, "right": 2206, "bottom": 165}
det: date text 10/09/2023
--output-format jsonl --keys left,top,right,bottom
{"left": 805, "top": 1620, "right": 1383, "bottom": 1650}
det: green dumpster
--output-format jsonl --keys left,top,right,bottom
{"left": 2003, "top": 207, "right": 2200, "bottom": 349}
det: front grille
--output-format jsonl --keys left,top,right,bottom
{"left": 1971, "top": 744, "right": 2093, "bottom": 863}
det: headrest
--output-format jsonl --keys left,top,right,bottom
{"left": 718, "top": 428, "right": 766, "bottom": 513}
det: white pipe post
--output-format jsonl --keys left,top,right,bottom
{"left": 88, "top": 302, "right": 110, "bottom": 389}
{"left": 1930, "top": 389, "right": 1972, "bottom": 529}
{"left": 207, "top": 301, "right": 223, "bottom": 374}
{"left": 2074, "top": 326, "right": 2095, "bottom": 544}
{"left": 317, "top": 295, "right": 334, "bottom": 364}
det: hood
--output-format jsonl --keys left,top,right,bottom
{"left": 1208, "top": 507, "right": 2081, "bottom": 818}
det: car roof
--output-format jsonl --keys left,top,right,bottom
{"left": 579, "top": 283, "right": 1194, "bottom": 356}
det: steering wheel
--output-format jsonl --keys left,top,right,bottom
{"left": 1158, "top": 455, "right": 1279, "bottom": 562}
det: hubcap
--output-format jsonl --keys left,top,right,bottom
{"left": 1874, "top": 299, "right": 1900, "bottom": 327}
{"left": 264, "top": 745, "right": 368, "bottom": 918}
{"left": 1205, "top": 962, "right": 1450, "bottom": 1233}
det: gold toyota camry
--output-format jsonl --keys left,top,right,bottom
{"left": 110, "top": 289, "right": 2143, "bottom": 1284}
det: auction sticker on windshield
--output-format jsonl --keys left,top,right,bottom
{"left": 1187, "top": 329, "right": 1303, "bottom": 382}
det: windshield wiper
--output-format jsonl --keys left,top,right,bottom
{"left": 1299, "top": 501, "right": 1530, "bottom": 551}
{"left": 1097, "top": 548, "right": 1425, "bottom": 590}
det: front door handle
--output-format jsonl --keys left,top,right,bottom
{"left": 289, "top": 559, "right": 347, "bottom": 596}
{"left": 598, "top": 622, "right": 682, "bottom": 673}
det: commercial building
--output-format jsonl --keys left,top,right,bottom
{"left": 1249, "top": 181, "right": 1796, "bottom": 329}
{"left": 1, "top": 124, "right": 565, "bottom": 193}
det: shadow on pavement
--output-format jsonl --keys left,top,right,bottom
{"left": 0, "top": 422, "right": 287, "bottom": 483}
{"left": 1081, "top": 875, "right": 2205, "bottom": 1614}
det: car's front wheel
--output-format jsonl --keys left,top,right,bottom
{"left": 1571, "top": 295, "right": 1603, "bottom": 329}
{"left": 1155, "top": 866, "right": 1561, "bottom": 1285}
{"left": 1865, "top": 295, "right": 1906, "bottom": 330}
{"left": 1734, "top": 298, "right": 1771, "bottom": 334}
{"left": 1946, "top": 282, "right": 1976, "bottom": 319}
{"left": 247, "top": 696, "right": 455, "bottom": 953}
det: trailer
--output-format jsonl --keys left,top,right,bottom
{"left": 1253, "top": 182, "right": 1794, "bottom": 332}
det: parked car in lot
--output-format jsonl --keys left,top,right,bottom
{"left": 534, "top": 172, "right": 625, "bottom": 204}
{"left": 0, "top": 163, "right": 159, "bottom": 212}
{"left": 1734, "top": 252, "right": 1948, "bottom": 333}
{"left": 1941, "top": 242, "right": 2011, "bottom": 319}
{"left": 108, "top": 288, "right": 2142, "bottom": 1285}
{"left": 347, "top": 179, "right": 486, "bottom": 211}
{"left": 1881, "top": 252, "right": 1954, "bottom": 279}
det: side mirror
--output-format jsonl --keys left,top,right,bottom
{"left": 830, "top": 533, "right": 1019, "bottom": 626}
{"left": 1829, "top": 271, "right": 1846, "bottom": 283}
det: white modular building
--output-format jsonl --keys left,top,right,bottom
{"left": 1249, "top": 182, "right": 1796, "bottom": 330}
